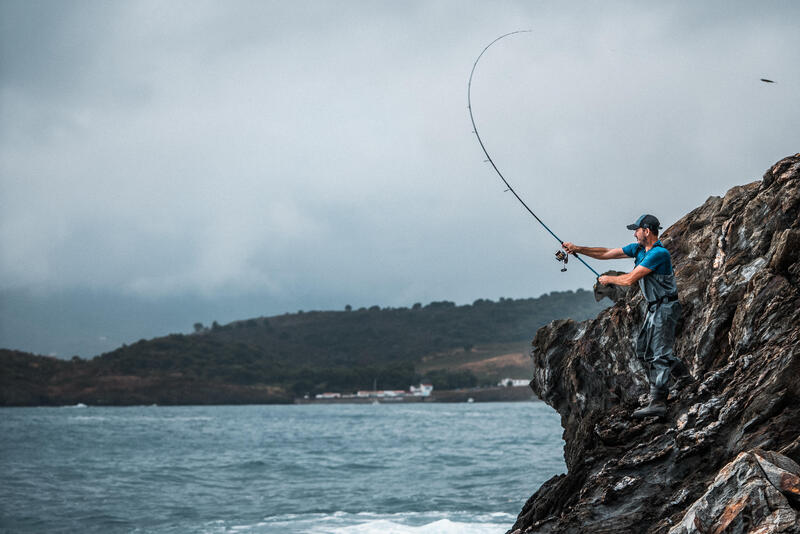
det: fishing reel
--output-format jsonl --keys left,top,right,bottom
{"left": 554, "top": 249, "right": 569, "bottom": 272}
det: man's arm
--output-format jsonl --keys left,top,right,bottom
{"left": 599, "top": 265, "right": 652, "bottom": 286}
{"left": 562, "top": 242, "right": 628, "bottom": 260}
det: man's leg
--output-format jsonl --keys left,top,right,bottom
{"left": 633, "top": 310, "right": 666, "bottom": 418}
{"left": 633, "top": 303, "right": 681, "bottom": 418}
{"left": 649, "top": 302, "right": 681, "bottom": 393}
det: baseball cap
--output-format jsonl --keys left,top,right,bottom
{"left": 626, "top": 214, "right": 662, "bottom": 231}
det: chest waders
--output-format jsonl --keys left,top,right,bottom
{"left": 634, "top": 247, "right": 681, "bottom": 401}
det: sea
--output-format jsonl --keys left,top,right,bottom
{"left": 0, "top": 401, "right": 565, "bottom": 534}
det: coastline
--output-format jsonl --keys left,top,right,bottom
{"left": 293, "top": 385, "right": 536, "bottom": 404}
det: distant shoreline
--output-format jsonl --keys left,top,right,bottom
{"left": 0, "top": 385, "right": 538, "bottom": 408}
{"left": 294, "top": 385, "right": 536, "bottom": 404}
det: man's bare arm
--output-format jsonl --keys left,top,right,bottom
{"left": 562, "top": 243, "right": 628, "bottom": 260}
{"left": 599, "top": 265, "right": 652, "bottom": 286}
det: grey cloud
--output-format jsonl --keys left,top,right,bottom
{"left": 1, "top": 1, "right": 799, "bottom": 356}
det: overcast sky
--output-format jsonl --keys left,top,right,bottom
{"left": 2, "top": 1, "right": 799, "bottom": 355}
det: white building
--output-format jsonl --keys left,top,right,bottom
{"left": 409, "top": 383, "right": 434, "bottom": 397}
{"left": 498, "top": 378, "right": 529, "bottom": 387}
{"left": 356, "top": 390, "right": 406, "bottom": 398}
{"left": 315, "top": 392, "right": 342, "bottom": 399}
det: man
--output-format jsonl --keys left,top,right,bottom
{"left": 562, "top": 214, "right": 682, "bottom": 418}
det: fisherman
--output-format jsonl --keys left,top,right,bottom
{"left": 562, "top": 214, "right": 681, "bottom": 418}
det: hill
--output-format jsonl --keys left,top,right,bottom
{"left": 1, "top": 290, "right": 608, "bottom": 405}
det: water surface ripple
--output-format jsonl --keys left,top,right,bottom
{"left": 1, "top": 402, "right": 564, "bottom": 533}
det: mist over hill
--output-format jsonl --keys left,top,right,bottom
{"left": 0, "top": 289, "right": 339, "bottom": 359}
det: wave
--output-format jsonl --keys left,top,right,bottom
{"left": 209, "top": 511, "right": 515, "bottom": 534}
{"left": 325, "top": 518, "right": 510, "bottom": 534}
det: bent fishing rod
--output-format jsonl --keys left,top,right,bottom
{"left": 467, "top": 31, "right": 601, "bottom": 279}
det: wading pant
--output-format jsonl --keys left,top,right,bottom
{"left": 635, "top": 300, "right": 681, "bottom": 398}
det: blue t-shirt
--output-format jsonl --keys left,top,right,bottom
{"left": 622, "top": 241, "right": 673, "bottom": 275}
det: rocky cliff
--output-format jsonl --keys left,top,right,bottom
{"left": 512, "top": 154, "right": 800, "bottom": 533}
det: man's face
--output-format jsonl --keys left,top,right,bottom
{"left": 634, "top": 227, "right": 648, "bottom": 245}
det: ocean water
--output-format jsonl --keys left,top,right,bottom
{"left": 0, "top": 402, "right": 565, "bottom": 533}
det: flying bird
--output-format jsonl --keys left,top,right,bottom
{"left": 760, "top": 78, "right": 776, "bottom": 83}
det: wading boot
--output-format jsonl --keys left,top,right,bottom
{"left": 632, "top": 388, "right": 667, "bottom": 419}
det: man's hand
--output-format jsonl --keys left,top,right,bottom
{"left": 562, "top": 242, "right": 580, "bottom": 255}
{"left": 598, "top": 275, "right": 611, "bottom": 286}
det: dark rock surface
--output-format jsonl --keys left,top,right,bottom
{"left": 668, "top": 449, "right": 800, "bottom": 533}
{"left": 511, "top": 154, "right": 800, "bottom": 533}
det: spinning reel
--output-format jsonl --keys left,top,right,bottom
{"left": 554, "top": 249, "right": 569, "bottom": 272}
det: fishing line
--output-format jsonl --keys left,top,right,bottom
{"left": 467, "top": 31, "right": 601, "bottom": 279}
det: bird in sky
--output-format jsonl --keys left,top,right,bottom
{"left": 760, "top": 78, "right": 776, "bottom": 83}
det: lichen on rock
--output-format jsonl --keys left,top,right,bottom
{"left": 511, "top": 154, "right": 800, "bottom": 534}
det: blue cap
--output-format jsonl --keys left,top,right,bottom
{"left": 626, "top": 214, "right": 662, "bottom": 231}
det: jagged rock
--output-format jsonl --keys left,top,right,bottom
{"left": 668, "top": 449, "right": 800, "bottom": 534}
{"left": 511, "top": 154, "right": 800, "bottom": 534}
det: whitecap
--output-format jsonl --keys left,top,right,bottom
{"left": 327, "top": 518, "right": 508, "bottom": 534}
{"left": 250, "top": 511, "right": 512, "bottom": 534}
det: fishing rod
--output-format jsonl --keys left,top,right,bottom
{"left": 467, "top": 31, "right": 601, "bottom": 279}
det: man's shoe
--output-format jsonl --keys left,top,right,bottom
{"left": 632, "top": 399, "right": 667, "bottom": 419}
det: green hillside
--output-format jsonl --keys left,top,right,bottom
{"left": 1, "top": 290, "right": 608, "bottom": 405}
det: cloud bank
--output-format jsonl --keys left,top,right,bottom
{"left": 2, "top": 0, "right": 799, "bottom": 316}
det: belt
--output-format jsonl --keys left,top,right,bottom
{"left": 647, "top": 294, "right": 678, "bottom": 312}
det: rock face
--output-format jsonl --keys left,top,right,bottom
{"left": 668, "top": 449, "right": 800, "bottom": 534}
{"left": 511, "top": 154, "right": 800, "bottom": 533}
